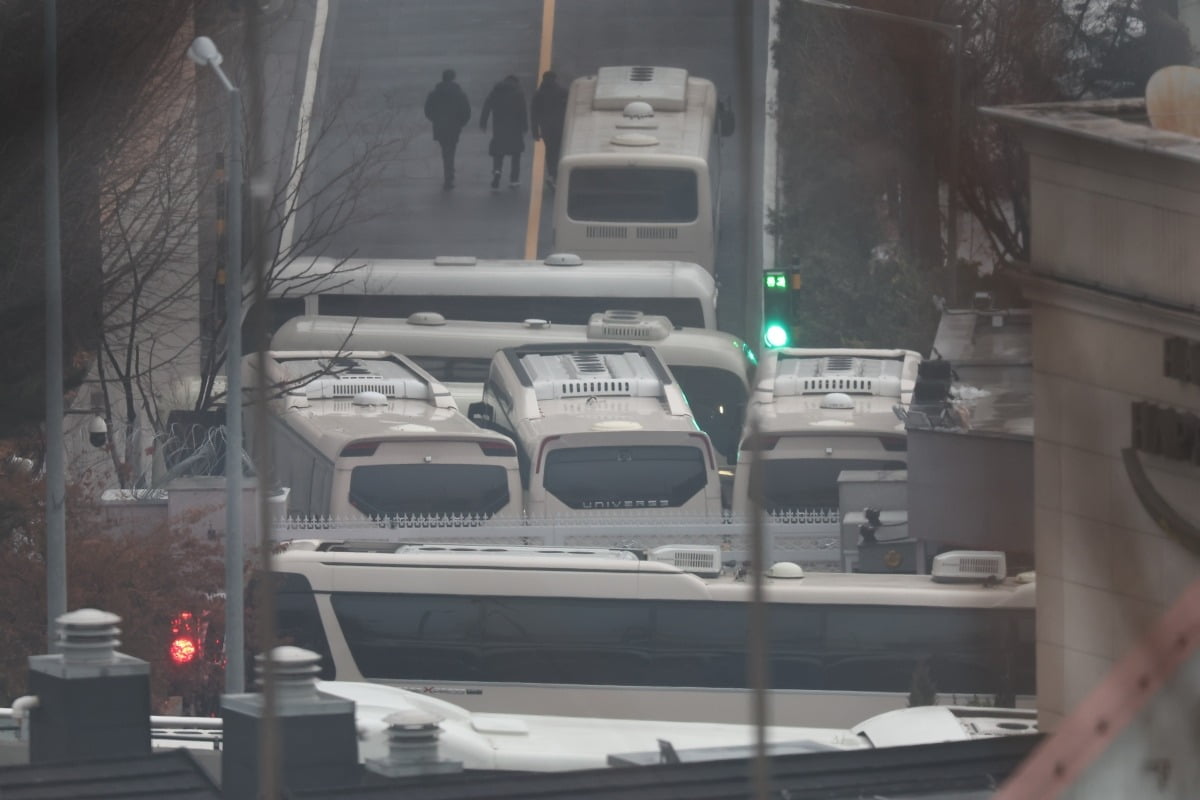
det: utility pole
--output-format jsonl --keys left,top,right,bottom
{"left": 44, "top": 0, "right": 67, "bottom": 652}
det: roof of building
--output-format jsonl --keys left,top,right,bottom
{"left": 0, "top": 749, "right": 220, "bottom": 800}
{"left": 981, "top": 97, "right": 1200, "bottom": 167}
{"left": 291, "top": 733, "right": 1041, "bottom": 800}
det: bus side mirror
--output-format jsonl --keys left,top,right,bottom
{"left": 467, "top": 402, "right": 494, "bottom": 426}
{"left": 717, "top": 98, "right": 735, "bottom": 138}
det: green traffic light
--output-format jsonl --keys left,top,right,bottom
{"left": 764, "top": 273, "right": 787, "bottom": 290}
{"left": 764, "top": 323, "right": 790, "bottom": 348}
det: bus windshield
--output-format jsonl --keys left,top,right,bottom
{"left": 348, "top": 464, "right": 511, "bottom": 517}
{"left": 543, "top": 445, "right": 708, "bottom": 509}
{"left": 670, "top": 365, "right": 749, "bottom": 463}
{"left": 567, "top": 167, "right": 699, "bottom": 223}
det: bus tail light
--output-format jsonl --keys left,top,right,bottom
{"left": 479, "top": 440, "right": 516, "bottom": 458}
{"left": 740, "top": 434, "right": 780, "bottom": 452}
{"left": 340, "top": 440, "right": 380, "bottom": 457}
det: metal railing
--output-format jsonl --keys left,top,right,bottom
{"left": 273, "top": 512, "right": 845, "bottom": 570}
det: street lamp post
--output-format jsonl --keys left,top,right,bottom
{"left": 799, "top": 0, "right": 963, "bottom": 304}
{"left": 187, "top": 35, "right": 245, "bottom": 694}
{"left": 45, "top": 0, "right": 67, "bottom": 652}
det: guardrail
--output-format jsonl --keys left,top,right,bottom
{"left": 274, "top": 512, "right": 845, "bottom": 570}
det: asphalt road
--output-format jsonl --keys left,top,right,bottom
{"left": 297, "top": 0, "right": 764, "bottom": 339}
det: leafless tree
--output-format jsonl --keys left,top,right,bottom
{"left": 83, "top": 21, "right": 411, "bottom": 489}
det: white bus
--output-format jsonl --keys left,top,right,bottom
{"left": 731, "top": 348, "right": 922, "bottom": 520}
{"left": 268, "top": 541, "right": 1035, "bottom": 728}
{"left": 269, "top": 309, "right": 755, "bottom": 463}
{"left": 468, "top": 343, "right": 724, "bottom": 518}
{"left": 247, "top": 350, "right": 523, "bottom": 521}
{"left": 251, "top": 254, "right": 718, "bottom": 345}
{"left": 553, "top": 66, "right": 726, "bottom": 272}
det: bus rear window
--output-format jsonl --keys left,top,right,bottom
{"left": 759, "top": 458, "right": 907, "bottom": 512}
{"left": 317, "top": 294, "right": 707, "bottom": 328}
{"left": 567, "top": 167, "right": 698, "bottom": 223}
{"left": 348, "top": 464, "right": 510, "bottom": 517}
{"left": 543, "top": 445, "right": 707, "bottom": 509}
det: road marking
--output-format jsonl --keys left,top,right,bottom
{"left": 523, "top": 0, "right": 556, "bottom": 259}
{"left": 279, "top": 0, "right": 330, "bottom": 257}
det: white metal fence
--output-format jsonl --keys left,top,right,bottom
{"left": 273, "top": 513, "right": 845, "bottom": 570}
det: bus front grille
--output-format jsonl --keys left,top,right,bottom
{"left": 586, "top": 225, "right": 629, "bottom": 239}
{"left": 635, "top": 227, "right": 679, "bottom": 240}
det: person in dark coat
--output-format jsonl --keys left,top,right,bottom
{"left": 480, "top": 75, "right": 528, "bottom": 189}
{"left": 530, "top": 70, "right": 568, "bottom": 187}
{"left": 424, "top": 69, "right": 471, "bottom": 189}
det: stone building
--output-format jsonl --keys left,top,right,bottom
{"left": 986, "top": 98, "right": 1200, "bottom": 730}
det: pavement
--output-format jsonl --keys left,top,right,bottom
{"left": 295, "top": 0, "right": 766, "bottom": 341}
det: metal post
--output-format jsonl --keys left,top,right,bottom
{"left": 947, "top": 24, "right": 963, "bottom": 306}
{"left": 747, "top": 418, "right": 770, "bottom": 800}
{"left": 223, "top": 84, "right": 245, "bottom": 695}
{"left": 44, "top": 0, "right": 67, "bottom": 652}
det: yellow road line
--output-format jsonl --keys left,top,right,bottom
{"left": 524, "top": 0, "right": 556, "bottom": 259}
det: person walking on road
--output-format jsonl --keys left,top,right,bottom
{"left": 424, "top": 69, "right": 471, "bottom": 189}
{"left": 480, "top": 75, "right": 527, "bottom": 189}
{"left": 531, "top": 70, "right": 568, "bottom": 188}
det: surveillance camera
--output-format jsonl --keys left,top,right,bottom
{"left": 88, "top": 416, "right": 109, "bottom": 449}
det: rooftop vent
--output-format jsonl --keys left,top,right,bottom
{"left": 433, "top": 256, "right": 477, "bottom": 266}
{"left": 611, "top": 132, "right": 660, "bottom": 147}
{"left": 352, "top": 390, "right": 388, "bottom": 407}
{"left": 931, "top": 550, "right": 1007, "bottom": 583}
{"left": 544, "top": 252, "right": 583, "bottom": 266}
{"left": 773, "top": 354, "right": 905, "bottom": 398}
{"left": 587, "top": 309, "right": 673, "bottom": 341}
{"left": 592, "top": 66, "right": 689, "bottom": 111}
{"left": 520, "top": 350, "right": 663, "bottom": 401}
{"left": 765, "top": 561, "right": 805, "bottom": 580}
{"left": 623, "top": 100, "right": 654, "bottom": 119}
{"left": 58, "top": 608, "right": 122, "bottom": 666}
{"left": 257, "top": 645, "right": 322, "bottom": 703}
{"left": 366, "top": 710, "right": 461, "bottom": 779}
{"left": 407, "top": 311, "right": 446, "bottom": 326}
{"left": 819, "top": 392, "right": 855, "bottom": 410}
{"left": 650, "top": 545, "right": 722, "bottom": 577}
{"left": 282, "top": 356, "right": 439, "bottom": 403}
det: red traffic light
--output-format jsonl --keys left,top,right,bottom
{"left": 170, "top": 636, "right": 198, "bottom": 665}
